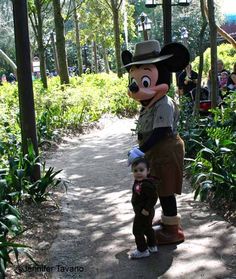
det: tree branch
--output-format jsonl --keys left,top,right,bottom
{"left": 29, "top": 12, "right": 39, "bottom": 42}
{"left": 0, "top": 49, "right": 17, "bottom": 72}
{"left": 117, "top": 0, "right": 123, "bottom": 10}
{"left": 64, "top": 0, "right": 85, "bottom": 22}
{"left": 204, "top": 0, "right": 236, "bottom": 48}
{"left": 103, "top": 0, "right": 112, "bottom": 10}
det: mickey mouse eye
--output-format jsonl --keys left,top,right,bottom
{"left": 141, "top": 76, "right": 151, "bottom": 88}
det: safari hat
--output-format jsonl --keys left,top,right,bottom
{"left": 122, "top": 40, "right": 173, "bottom": 68}
{"left": 122, "top": 40, "right": 190, "bottom": 73}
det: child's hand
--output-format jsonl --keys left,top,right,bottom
{"left": 141, "top": 209, "right": 149, "bottom": 216}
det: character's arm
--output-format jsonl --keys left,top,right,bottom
{"left": 139, "top": 127, "right": 173, "bottom": 153}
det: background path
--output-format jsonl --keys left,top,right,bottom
{"left": 47, "top": 117, "right": 236, "bottom": 279}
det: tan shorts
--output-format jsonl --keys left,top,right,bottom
{"left": 145, "top": 135, "right": 185, "bottom": 196}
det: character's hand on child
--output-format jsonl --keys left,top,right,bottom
{"left": 127, "top": 147, "right": 144, "bottom": 166}
{"left": 141, "top": 209, "right": 149, "bottom": 216}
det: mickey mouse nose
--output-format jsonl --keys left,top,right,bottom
{"left": 129, "top": 82, "right": 139, "bottom": 93}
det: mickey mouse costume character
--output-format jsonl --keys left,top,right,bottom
{"left": 122, "top": 40, "right": 190, "bottom": 245}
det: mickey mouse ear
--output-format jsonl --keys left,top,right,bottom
{"left": 121, "top": 50, "right": 133, "bottom": 72}
{"left": 159, "top": 42, "right": 190, "bottom": 72}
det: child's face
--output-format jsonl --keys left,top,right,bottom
{"left": 221, "top": 73, "right": 227, "bottom": 79}
{"left": 132, "top": 162, "right": 149, "bottom": 181}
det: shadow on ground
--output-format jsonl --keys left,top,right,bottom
{"left": 46, "top": 118, "right": 236, "bottom": 279}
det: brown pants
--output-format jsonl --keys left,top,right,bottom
{"left": 133, "top": 209, "right": 156, "bottom": 252}
{"left": 145, "top": 135, "right": 185, "bottom": 196}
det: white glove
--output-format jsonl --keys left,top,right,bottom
{"left": 127, "top": 147, "right": 144, "bottom": 166}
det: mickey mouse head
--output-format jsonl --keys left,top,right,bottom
{"left": 122, "top": 40, "right": 190, "bottom": 108}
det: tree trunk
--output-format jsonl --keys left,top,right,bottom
{"left": 207, "top": 0, "right": 218, "bottom": 109}
{"left": 93, "top": 41, "right": 98, "bottom": 73}
{"left": 12, "top": 0, "right": 40, "bottom": 181}
{"left": 73, "top": 0, "right": 83, "bottom": 76}
{"left": 52, "top": 0, "right": 69, "bottom": 84}
{"left": 35, "top": 0, "right": 47, "bottom": 89}
{"left": 111, "top": 2, "right": 122, "bottom": 78}
{"left": 122, "top": 0, "right": 128, "bottom": 48}
{"left": 0, "top": 49, "right": 17, "bottom": 75}
{"left": 193, "top": 0, "right": 207, "bottom": 115}
{"left": 50, "top": 32, "right": 60, "bottom": 74}
{"left": 162, "top": 0, "right": 172, "bottom": 45}
{"left": 102, "top": 44, "right": 110, "bottom": 74}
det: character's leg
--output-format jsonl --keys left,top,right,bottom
{"left": 153, "top": 195, "right": 185, "bottom": 245}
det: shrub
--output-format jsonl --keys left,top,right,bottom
{"left": 192, "top": 43, "right": 236, "bottom": 77}
{"left": 180, "top": 92, "right": 236, "bottom": 203}
{"left": 0, "top": 73, "right": 138, "bottom": 169}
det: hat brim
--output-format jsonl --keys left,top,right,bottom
{"left": 122, "top": 54, "right": 173, "bottom": 69}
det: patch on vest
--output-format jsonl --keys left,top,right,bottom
{"left": 135, "top": 184, "right": 142, "bottom": 194}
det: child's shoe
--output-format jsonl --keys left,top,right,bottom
{"left": 148, "top": 245, "right": 158, "bottom": 253}
{"left": 129, "top": 249, "right": 150, "bottom": 259}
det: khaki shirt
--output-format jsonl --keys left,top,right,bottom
{"left": 137, "top": 96, "right": 179, "bottom": 145}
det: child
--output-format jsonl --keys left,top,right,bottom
{"left": 129, "top": 157, "right": 158, "bottom": 259}
{"left": 219, "top": 71, "right": 228, "bottom": 91}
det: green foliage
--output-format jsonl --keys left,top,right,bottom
{"left": 180, "top": 92, "right": 236, "bottom": 203}
{"left": 192, "top": 43, "right": 236, "bottom": 77}
{"left": 0, "top": 73, "right": 138, "bottom": 170}
{"left": 167, "top": 84, "right": 176, "bottom": 99}
{"left": 0, "top": 141, "right": 62, "bottom": 205}
{"left": 27, "top": 164, "right": 62, "bottom": 203}
{"left": 0, "top": 200, "right": 30, "bottom": 277}
{"left": 34, "top": 74, "right": 137, "bottom": 140}
{"left": 0, "top": 141, "right": 61, "bottom": 275}
{"left": 0, "top": 73, "right": 135, "bottom": 273}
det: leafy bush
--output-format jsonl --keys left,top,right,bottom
{"left": 0, "top": 200, "right": 30, "bottom": 277}
{"left": 187, "top": 127, "right": 236, "bottom": 201}
{"left": 192, "top": 43, "right": 236, "bottom": 77}
{"left": 0, "top": 73, "right": 138, "bottom": 170}
{"left": 0, "top": 141, "right": 62, "bottom": 205}
{"left": 180, "top": 92, "right": 236, "bottom": 203}
{"left": 0, "top": 73, "right": 136, "bottom": 273}
{"left": 0, "top": 139, "right": 62, "bottom": 275}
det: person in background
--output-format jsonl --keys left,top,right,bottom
{"left": 217, "top": 59, "right": 230, "bottom": 77}
{"left": 175, "top": 70, "right": 183, "bottom": 101}
{"left": 207, "top": 69, "right": 212, "bottom": 94}
{"left": 178, "top": 64, "right": 198, "bottom": 100}
{"left": 8, "top": 73, "right": 16, "bottom": 84}
{"left": 1, "top": 74, "right": 7, "bottom": 83}
{"left": 227, "top": 62, "right": 236, "bottom": 92}
{"left": 217, "top": 59, "right": 230, "bottom": 89}
{"left": 219, "top": 71, "right": 229, "bottom": 92}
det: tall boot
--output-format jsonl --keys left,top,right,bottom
{"left": 152, "top": 214, "right": 183, "bottom": 229}
{"left": 153, "top": 214, "right": 184, "bottom": 245}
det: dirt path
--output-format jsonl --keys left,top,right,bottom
{"left": 46, "top": 117, "right": 236, "bottom": 279}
